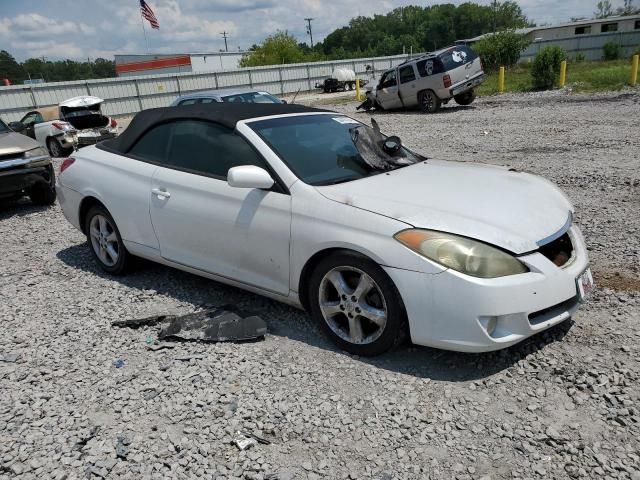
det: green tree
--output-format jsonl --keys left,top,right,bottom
{"left": 531, "top": 45, "right": 566, "bottom": 90}
{"left": 240, "top": 31, "right": 308, "bottom": 67}
{"left": 0, "top": 50, "right": 26, "bottom": 84}
{"left": 595, "top": 0, "right": 613, "bottom": 18}
{"left": 318, "top": 2, "right": 530, "bottom": 59}
{"left": 472, "top": 30, "right": 530, "bottom": 71}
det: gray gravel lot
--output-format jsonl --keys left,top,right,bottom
{"left": 1, "top": 90, "right": 639, "bottom": 480}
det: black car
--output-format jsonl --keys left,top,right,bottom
{"left": 0, "top": 118, "right": 56, "bottom": 206}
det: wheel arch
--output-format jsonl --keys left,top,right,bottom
{"left": 78, "top": 196, "right": 108, "bottom": 234}
{"left": 298, "top": 246, "right": 384, "bottom": 313}
{"left": 416, "top": 88, "right": 439, "bottom": 102}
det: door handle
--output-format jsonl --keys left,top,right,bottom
{"left": 151, "top": 188, "right": 171, "bottom": 199}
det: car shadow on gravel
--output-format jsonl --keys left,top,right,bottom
{"left": 353, "top": 105, "right": 477, "bottom": 117}
{"left": 0, "top": 198, "right": 52, "bottom": 220}
{"left": 57, "top": 243, "right": 574, "bottom": 382}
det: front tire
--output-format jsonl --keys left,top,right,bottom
{"left": 454, "top": 89, "right": 476, "bottom": 106}
{"left": 84, "top": 206, "right": 131, "bottom": 275}
{"left": 29, "top": 165, "right": 56, "bottom": 206}
{"left": 308, "top": 251, "right": 407, "bottom": 356}
{"left": 418, "top": 90, "right": 441, "bottom": 113}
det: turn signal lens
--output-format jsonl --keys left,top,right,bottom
{"left": 443, "top": 74, "right": 452, "bottom": 88}
{"left": 394, "top": 229, "right": 528, "bottom": 278}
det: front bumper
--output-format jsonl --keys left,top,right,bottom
{"left": 0, "top": 159, "right": 53, "bottom": 198}
{"left": 385, "top": 225, "right": 589, "bottom": 352}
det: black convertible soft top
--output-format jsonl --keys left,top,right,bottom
{"left": 99, "top": 103, "right": 331, "bottom": 153}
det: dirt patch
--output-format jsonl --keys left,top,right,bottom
{"left": 594, "top": 270, "right": 640, "bottom": 292}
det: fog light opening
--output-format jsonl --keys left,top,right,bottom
{"left": 479, "top": 316, "right": 498, "bottom": 337}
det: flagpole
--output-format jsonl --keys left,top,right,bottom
{"left": 140, "top": 9, "right": 150, "bottom": 54}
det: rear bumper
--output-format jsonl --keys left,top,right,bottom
{"left": 448, "top": 73, "right": 486, "bottom": 97}
{"left": 55, "top": 182, "right": 84, "bottom": 231}
{"left": 77, "top": 131, "right": 117, "bottom": 146}
{"left": 385, "top": 225, "right": 590, "bottom": 353}
{"left": 0, "top": 162, "right": 53, "bottom": 198}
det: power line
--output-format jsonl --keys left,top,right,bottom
{"left": 304, "top": 18, "right": 314, "bottom": 49}
{"left": 220, "top": 31, "right": 229, "bottom": 52}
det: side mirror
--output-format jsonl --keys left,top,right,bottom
{"left": 281, "top": 99, "right": 288, "bottom": 104}
{"left": 227, "top": 165, "right": 274, "bottom": 189}
{"left": 9, "top": 121, "right": 25, "bottom": 132}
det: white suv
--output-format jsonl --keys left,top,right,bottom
{"left": 360, "top": 45, "right": 485, "bottom": 113}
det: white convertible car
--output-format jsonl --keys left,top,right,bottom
{"left": 56, "top": 103, "right": 593, "bottom": 355}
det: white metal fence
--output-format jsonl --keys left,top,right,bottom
{"left": 521, "top": 30, "right": 640, "bottom": 62}
{"left": 0, "top": 54, "right": 415, "bottom": 122}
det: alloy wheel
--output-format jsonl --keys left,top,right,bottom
{"left": 318, "top": 266, "right": 388, "bottom": 345}
{"left": 422, "top": 92, "right": 435, "bottom": 112}
{"left": 89, "top": 214, "right": 119, "bottom": 267}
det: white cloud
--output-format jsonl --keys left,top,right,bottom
{"left": 0, "top": 0, "right": 616, "bottom": 61}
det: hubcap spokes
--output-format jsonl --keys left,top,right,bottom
{"left": 319, "top": 267, "right": 387, "bottom": 345}
{"left": 89, "top": 215, "right": 119, "bottom": 267}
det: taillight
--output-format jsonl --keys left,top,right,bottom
{"left": 443, "top": 74, "right": 452, "bottom": 88}
{"left": 52, "top": 122, "right": 68, "bottom": 130}
{"left": 60, "top": 157, "right": 75, "bottom": 173}
{"left": 110, "top": 118, "right": 118, "bottom": 129}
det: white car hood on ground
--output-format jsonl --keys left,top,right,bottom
{"left": 316, "top": 159, "right": 573, "bottom": 254}
{"left": 59, "top": 96, "right": 104, "bottom": 108}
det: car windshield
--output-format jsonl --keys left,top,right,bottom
{"left": 222, "top": 92, "right": 282, "bottom": 104}
{"left": 0, "top": 119, "right": 9, "bottom": 133}
{"left": 249, "top": 115, "right": 422, "bottom": 186}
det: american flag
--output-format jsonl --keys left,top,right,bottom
{"left": 140, "top": 0, "right": 160, "bottom": 29}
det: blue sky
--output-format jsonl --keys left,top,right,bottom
{"left": 0, "top": 0, "right": 618, "bottom": 61}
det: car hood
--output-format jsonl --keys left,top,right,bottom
{"left": 60, "top": 96, "right": 104, "bottom": 108}
{"left": 316, "top": 160, "right": 573, "bottom": 254}
{"left": 0, "top": 131, "right": 40, "bottom": 155}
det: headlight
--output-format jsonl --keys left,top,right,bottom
{"left": 23, "top": 147, "right": 49, "bottom": 159}
{"left": 394, "top": 229, "right": 528, "bottom": 278}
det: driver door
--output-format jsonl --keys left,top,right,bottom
{"left": 145, "top": 120, "right": 292, "bottom": 295}
{"left": 376, "top": 70, "right": 403, "bottom": 110}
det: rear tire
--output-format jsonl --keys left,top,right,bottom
{"left": 84, "top": 205, "right": 131, "bottom": 275}
{"left": 308, "top": 251, "right": 407, "bottom": 356}
{"left": 454, "top": 89, "right": 476, "bottom": 106}
{"left": 47, "top": 137, "right": 73, "bottom": 158}
{"left": 418, "top": 90, "right": 441, "bottom": 114}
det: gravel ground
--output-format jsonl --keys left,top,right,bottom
{"left": 1, "top": 89, "right": 639, "bottom": 480}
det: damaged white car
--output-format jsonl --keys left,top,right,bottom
{"left": 9, "top": 96, "right": 118, "bottom": 157}
{"left": 56, "top": 104, "right": 593, "bottom": 356}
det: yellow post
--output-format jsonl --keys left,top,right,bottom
{"left": 498, "top": 66, "right": 505, "bottom": 93}
{"left": 631, "top": 55, "right": 639, "bottom": 87}
{"left": 559, "top": 60, "right": 567, "bottom": 88}
{"left": 355, "top": 78, "right": 361, "bottom": 100}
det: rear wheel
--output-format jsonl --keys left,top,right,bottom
{"left": 454, "top": 89, "right": 476, "bottom": 106}
{"left": 84, "top": 206, "right": 131, "bottom": 275}
{"left": 47, "top": 137, "right": 73, "bottom": 158}
{"left": 418, "top": 90, "right": 441, "bottom": 113}
{"left": 308, "top": 251, "right": 407, "bottom": 356}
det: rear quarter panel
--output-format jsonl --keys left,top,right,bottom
{"left": 59, "top": 146, "right": 159, "bottom": 250}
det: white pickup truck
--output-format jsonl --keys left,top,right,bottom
{"left": 9, "top": 96, "right": 119, "bottom": 157}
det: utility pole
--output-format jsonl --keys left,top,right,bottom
{"left": 492, "top": 0, "right": 498, "bottom": 34}
{"left": 305, "top": 18, "right": 314, "bottom": 49}
{"left": 220, "top": 31, "right": 229, "bottom": 52}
